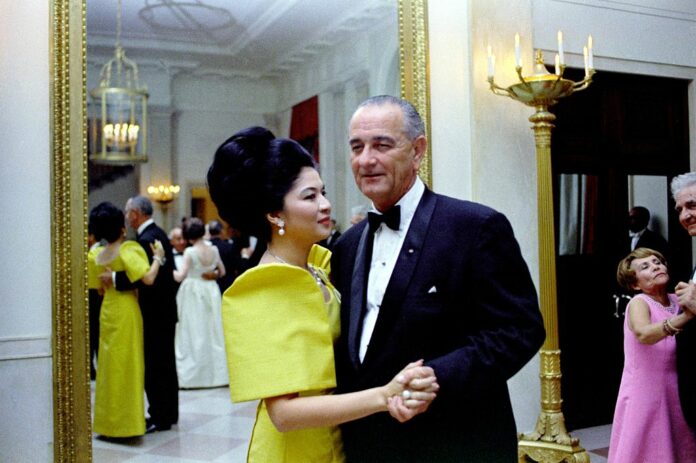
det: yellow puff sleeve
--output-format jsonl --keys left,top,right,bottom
{"left": 87, "top": 244, "right": 104, "bottom": 290}
{"left": 119, "top": 240, "right": 150, "bottom": 283}
{"left": 222, "top": 263, "right": 336, "bottom": 402}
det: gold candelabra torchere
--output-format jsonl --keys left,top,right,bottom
{"left": 488, "top": 32, "right": 595, "bottom": 463}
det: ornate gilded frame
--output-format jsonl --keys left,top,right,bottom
{"left": 50, "top": 0, "right": 430, "bottom": 460}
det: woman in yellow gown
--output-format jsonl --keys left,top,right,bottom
{"left": 88, "top": 202, "right": 165, "bottom": 438}
{"left": 207, "top": 127, "right": 439, "bottom": 462}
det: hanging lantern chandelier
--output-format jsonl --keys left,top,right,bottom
{"left": 89, "top": 0, "right": 148, "bottom": 165}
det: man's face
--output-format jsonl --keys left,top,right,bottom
{"left": 348, "top": 104, "right": 425, "bottom": 211}
{"left": 124, "top": 199, "right": 140, "bottom": 230}
{"left": 169, "top": 228, "right": 186, "bottom": 252}
{"left": 675, "top": 183, "right": 696, "bottom": 236}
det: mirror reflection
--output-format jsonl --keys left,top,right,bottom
{"left": 88, "top": 0, "right": 399, "bottom": 231}
{"left": 86, "top": 0, "right": 400, "bottom": 457}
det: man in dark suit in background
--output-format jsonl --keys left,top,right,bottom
{"left": 628, "top": 205, "right": 668, "bottom": 256}
{"left": 671, "top": 173, "right": 696, "bottom": 433}
{"left": 207, "top": 219, "right": 241, "bottom": 293}
{"left": 119, "top": 195, "right": 179, "bottom": 432}
{"left": 331, "top": 95, "right": 545, "bottom": 462}
{"left": 318, "top": 218, "right": 341, "bottom": 250}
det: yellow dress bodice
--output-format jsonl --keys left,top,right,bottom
{"left": 222, "top": 245, "right": 344, "bottom": 462}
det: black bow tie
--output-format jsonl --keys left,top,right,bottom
{"left": 368, "top": 206, "right": 401, "bottom": 233}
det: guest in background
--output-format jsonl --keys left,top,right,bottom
{"left": 608, "top": 247, "right": 696, "bottom": 462}
{"left": 628, "top": 206, "right": 668, "bottom": 256}
{"left": 318, "top": 218, "right": 341, "bottom": 250}
{"left": 207, "top": 219, "right": 242, "bottom": 293}
{"left": 671, "top": 172, "right": 696, "bottom": 432}
{"left": 89, "top": 201, "right": 165, "bottom": 438}
{"left": 110, "top": 196, "right": 180, "bottom": 433}
{"left": 169, "top": 226, "right": 187, "bottom": 271}
{"left": 173, "top": 217, "right": 229, "bottom": 388}
{"left": 87, "top": 224, "right": 103, "bottom": 381}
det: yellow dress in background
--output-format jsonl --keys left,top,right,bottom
{"left": 222, "top": 245, "right": 344, "bottom": 462}
{"left": 90, "top": 240, "right": 148, "bottom": 437}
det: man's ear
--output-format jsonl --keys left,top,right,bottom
{"left": 412, "top": 135, "right": 427, "bottom": 167}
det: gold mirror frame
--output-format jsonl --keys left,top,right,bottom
{"left": 51, "top": 1, "right": 430, "bottom": 460}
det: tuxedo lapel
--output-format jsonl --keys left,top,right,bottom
{"left": 363, "top": 190, "right": 437, "bottom": 363}
{"left": 348, "top": 222, "right": 371, "bottom": 368}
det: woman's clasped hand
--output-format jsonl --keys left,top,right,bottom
{"left": 386, "top": 359, "right": 439, "bottom": 422}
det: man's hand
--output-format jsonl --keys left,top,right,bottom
{"left": 98, "top": 267, "right": 113, "bottom": 289}
{"left": 676, "top": 280, "right": 696, "bottom": 314}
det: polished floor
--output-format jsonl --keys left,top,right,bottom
{"left": 91, "top": 383, "right": 611, "bottom": 462}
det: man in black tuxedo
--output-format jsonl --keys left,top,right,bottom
{"left": 672, "top": 173, "right": 696, "bottom": 433}
{"left": 120, "top": 195, "right": 179, "bottom": 432}
{"left": 331, "top": 95, "right": 545, "bottom": 462}
{"left": 628, "top": 206, "right": 668, "bottom": 256}
{"left": 318, "top": 218, "right": 341, "bottom": 250}
{"left": 207, "top": 219, "right": 241, "bottom": 293}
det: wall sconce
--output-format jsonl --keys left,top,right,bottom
{"left": 147, "top": 184, "right": 180, "bottom": 205}
{"left": 487, "top": 32, "right": 595, "bottom": 463}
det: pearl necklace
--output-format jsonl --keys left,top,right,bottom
{"left": 267, "top": 248, "right": 323, "bottom": 287}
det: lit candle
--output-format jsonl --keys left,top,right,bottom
{"left": 515, "top": 33, "right": 521, "bottom": 68}
{"left": 487, "top": 45, "right": 495, "bottom": 78}
{"left": 583, "top": 46, "right": 589, "bottom": 77}
{"left": 588, "top": 35, "right": 594, "bottom": 69}
{"left": 555, "top": 53, "right": 560, "bottom": 76}
{"left": 557, "top": 30, "right": 565, "bottom": 65}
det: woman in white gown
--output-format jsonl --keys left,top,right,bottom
{"left": 174, "top": 218, "right": 229, "bottom": 388}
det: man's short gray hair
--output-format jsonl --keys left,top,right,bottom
{"left": 356, "top": 95, "right": 425, "bottom": 141}
{"left": 671, "top": 172, "right": 696, "bottom": 200}
{"left": 128, "top": 195, "right": 153, "bottom": 216}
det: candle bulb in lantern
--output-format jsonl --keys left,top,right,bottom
{"left": 588, "top": 35, "right": 594, "bottom": 69}
{"left": 487, "top": 45, "right": 495, "bottom": 79}
{"left": 515, "top": 33, "right": 521, "bottom": 68}
{"left": 557, "top": 30, "right": 565, "bottom": 65}
{"left": 555, "top": 53, "right": 561, "bottom": 76}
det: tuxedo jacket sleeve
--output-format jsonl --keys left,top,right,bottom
{"left": 114, "top": 224, "right": 177, "bottom": 312}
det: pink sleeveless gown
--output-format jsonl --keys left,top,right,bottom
{"left": 608, "top": 293, "right": 696, "bottom": 462}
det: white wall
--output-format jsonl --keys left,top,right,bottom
{"left": 0, "top": 2, "right": 54, "bottom": 462}
{"left": 428, "top": 0, "right": 542, "bottom": 433}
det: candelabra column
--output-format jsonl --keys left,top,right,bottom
{"left": 516, "top": 105, "right": 590, "bottom": 463}
{"left": 487, "top": 39, "right": 595, "bottom": 462}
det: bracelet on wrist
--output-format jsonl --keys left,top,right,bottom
{"left": 153, "top": 256, "right": 164, "bottom": 265}
{"left": 666, "top": 317, "right": 682, "bottom": 335}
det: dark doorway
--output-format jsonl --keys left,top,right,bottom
{"left": 551, "top": 69, "right": 691, "bottom": 430}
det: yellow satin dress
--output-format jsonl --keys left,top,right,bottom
{"left": 90, "top": 240, "right": 148, "bottom": 437}
{"left": 222, "top": 245, "right": 344, "bottom": 462}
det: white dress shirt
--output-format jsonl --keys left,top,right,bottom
{"left": 359, "top": 177, "right": 425, "bottom": 362}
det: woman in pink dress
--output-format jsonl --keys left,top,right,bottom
{"left": 609, "top": 247, "right": 696, "bottom": 462}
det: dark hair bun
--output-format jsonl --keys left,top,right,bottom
{"left": 207, "top": 126, "right": 316, "bottom": 243}
{"left": 207, "top": 127, "right": 276, "bottom": 236}
{"left": 89, "top": 201, "right": 124, "bottom": 243}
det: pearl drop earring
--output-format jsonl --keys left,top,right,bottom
{"left": 278, "top": 219, "right": 285, "bottom": 236}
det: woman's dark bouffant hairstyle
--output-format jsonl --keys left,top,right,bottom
{"left": 89, "top": 201, "right": 125, "bottom": 243}
{"left": 183, "top": 217, "right": 205, "bottom": 241}
{"left": 207, "top": 126, "right": 316, "bottom": 243}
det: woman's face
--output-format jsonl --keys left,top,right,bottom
{"left": 279, "top": 167, "right": 332, "bottom": 244}
{"left": 630, "top": 255, "right": 669, "bottom": 293}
